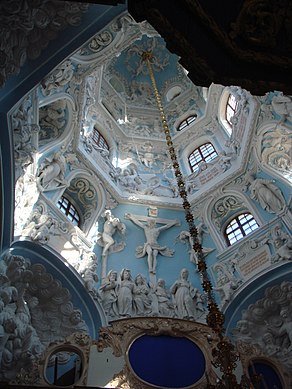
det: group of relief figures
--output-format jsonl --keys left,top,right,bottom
{"left": 99, "top": 268, "right": 206, "bottom": 321}
{"left": 92, "top": 206, "right": 291, "bottom": 322}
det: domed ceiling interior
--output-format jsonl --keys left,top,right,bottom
{"left": 1, "top": 3, "right": 291, "bottom": 386}
{"left": 10, "top": 9, "right": 290, "bottom": 290}
{"left": 65, "top": 16, "right": 211, "bottom": 208}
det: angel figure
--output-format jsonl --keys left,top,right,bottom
{"left": 37, "top": 146, "right": 67, "bottom": 191}
{"left": 177, "top": 222, "right": 214, "bottom": 265}
{"left": 213, "top": 264, "right": 242, "bottom": 306}
{"left": 96, "top": 210, "right": 126, "bottom": 257}
{"left": 95, "top": 210, "right": 126, "bottom": 282}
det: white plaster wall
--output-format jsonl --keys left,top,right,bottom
{"left": 87, "top": 346, "right": 124, "bottom": 388}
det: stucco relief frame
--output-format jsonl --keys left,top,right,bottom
{"left": 236, "top": 340, "right": 292, "bottom": 388}
{"left": 97, "top": 317, "right": 218, "bottom": 388}
{"left": 15, "top": 332, "right": 92, "bottom": 387}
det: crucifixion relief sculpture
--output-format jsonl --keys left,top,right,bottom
{"left": 124, "top": 213, "right": 180, "bottom": 275}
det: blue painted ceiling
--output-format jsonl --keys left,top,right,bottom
{"left": 111, "top": 35, "right": 181, "bottom": 94}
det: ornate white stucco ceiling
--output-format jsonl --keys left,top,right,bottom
{"left": 71, "top": 14, "right": 206, "bottom": 143}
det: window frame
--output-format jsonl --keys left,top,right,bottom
{"left": 225, "top": 94, "right": 239, "bottom": 127}
{"left": 224, "top": 212, "right": 259, "bottom": 246}
{"left": 177, "top": 114, "right": 197, "bottom": 131}
{"left": 57, "top": 195, "right": 81, "bottom": 227}
{"left": 92, "top": 127, "right": 109, "bottom": 151}
{"left": 188, "top": 142, "right": 218, "bottom": 172}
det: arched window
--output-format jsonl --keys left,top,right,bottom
{"left": 177, "top": 114, "right": 197, "bottom": 131}
{"left": 57, "top": 195, "right": 81, "bottom": 227}
{"left": 92, "top": 128, "right": 109, "bottom": 150}
{"left": 248, "top": 359, "right": 283, "bottom": 389}
{"left": 188, "top": 142, "right": 218, "bottom": 172}
{"left": 46, "top": 349, "right": 83, "bottom": 386}
{"left": 226, "top": 94, "right": 239, "bottom": 126}
{"left": 225, "top": 213, "right": 259, "bottom": 246}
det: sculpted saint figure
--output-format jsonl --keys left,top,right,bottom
{"left": 247, "top": 173, "right": 285, "bottom": 214}
{"left": 99, "top": 270, "right": 119, "bottom": 319}
{"left": 133, "top": 274, "right": 152, "bottom": 315}
{"left": 125, "top": 213, "right": 180, "bottom": 274}
{"left": 117, "top": 269, "right": 135, "bottom": 317}
{"left": 153, "top": 278, "right": 174, "bottom": 317}
{"left": 37, "top": 146, "right": 67, "bottom": 190}
{"left": 170, "top": 268, "right": 204, "bottom": 320}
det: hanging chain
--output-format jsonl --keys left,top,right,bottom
{"left": 143, "top": 51, "right": 242, "bottom": 388}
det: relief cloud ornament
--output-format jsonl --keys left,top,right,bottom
{"left": 0, "top": 1, "right": 89, "bottom": 87}
{"left": 233, "top": 281, "right": 292, "bottom": 372}
{"left": 0, "top": 253, "right": 88, "bottom": 382}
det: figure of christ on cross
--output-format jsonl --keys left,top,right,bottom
{"left": 125, "top": 213, "right": 180, "bottom": 274}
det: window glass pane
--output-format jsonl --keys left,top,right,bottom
{"left": 238, "top": 214, "right": 252, "bottom": 223}
{"left": 190, "top": 153, "right": 202, "bottom": 164}
{"left": 229, "top": 232, "right": 243, "bottom": 245}
{"left": 57, "top": 196, "right": 81, "bottom": 227}
{"left": 226, "top": 222, "right": 238, "bottom": 234}
{"left": 180, "top": 121, "right": 188, "bottom": 130}
{"left": 225, "top": 213, "right": 259, "bottom": 246}
{"left": 178, "top": 115, "right": 197, "bottom": 131}
{"left": 187, "top": 115, "right": 197, "bottom": 125}
{"left": 93, "top": 128, "right": 109, "bottom": 150}
{"left": 226, "top": 94, "right": 239, "bottom": 125}
{"left": 242, "top": 220, "right": 258, "bottom": 234}
{"left": 229, "top": 94, "right": 237, "bottom": 106}
{"left": 188, "top": 143, "right": 218, "bottom": 172}
{"left": 226, "top": 107, "right": 234, "bottom": 123}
